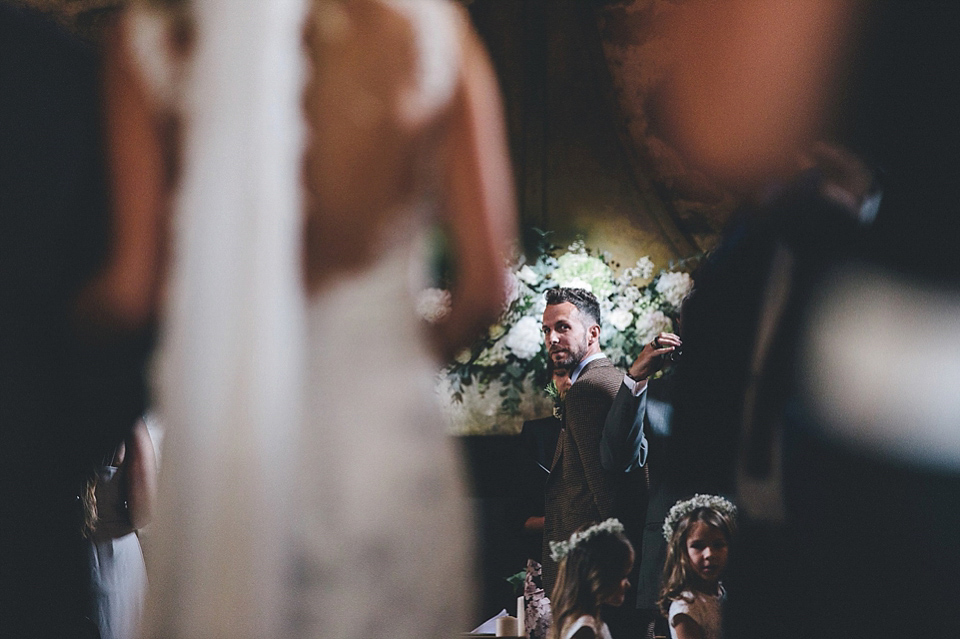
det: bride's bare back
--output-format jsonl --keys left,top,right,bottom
{"left": 93, "top": 0, "right": 514, "bottom": 359}
{"left": 302, "top": 0, "right": 438, "bottom": 283}
{"left": 302, "top": 0, "right": 517, "bottom": 356}
{"left": 304, "top": 0, "right": 463, "bottom": 288}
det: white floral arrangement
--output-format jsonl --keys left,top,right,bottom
{"left": 662, "top": 494, "right": 738, "bottom": 542}
{"left": 548, "top": 518, "right": 625, "bottom": 562}
{"left": 423, "top": 239, "right": 695, "bottom": 435}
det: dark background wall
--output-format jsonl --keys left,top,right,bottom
{"left": 467, "top": 0, "right": 734, "bottom": 267}
{"left": 16, "top": 0, "right": 730, "bottom": 267}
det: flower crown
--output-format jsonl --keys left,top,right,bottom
{"left": 549, "top": 518, "right": 624, "bottom": 563}
{"left": 662, "top": 494, "right": 737, "bottom": 542}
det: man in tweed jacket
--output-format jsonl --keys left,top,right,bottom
{"left": 540, "top": 288, "right": 660, "bottom": 606}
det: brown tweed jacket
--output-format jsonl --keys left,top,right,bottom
{"left": 541, "top": 357, "right": 628, "bottom": 595}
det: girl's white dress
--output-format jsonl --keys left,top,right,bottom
{"left": 668, "top": 589, "right": 724, "bottom": 639}
{"left": 561, "top": 615, "right": 613, "bottom": 639}
{"left": 88, "top": 465, "right": 147, "bottom": 639}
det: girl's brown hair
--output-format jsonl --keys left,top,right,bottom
{"left": 549, "top": 524, "right": 634, "bottom": 639}
{"left": 657, "top": 506, "right": 736, "bottom": 615}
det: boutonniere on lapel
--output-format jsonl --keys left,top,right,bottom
{"left": 546, "top": 382, "right": 563, "bottom": 419}
{"left": 546, "top": 369, "right": 571, "bottom": 420}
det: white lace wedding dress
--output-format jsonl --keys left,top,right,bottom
{"left": 292, "top": 232, "right": 473, "bottom": 638}
{"left": 137, "top": 1, "right": 475, "bottom": 638}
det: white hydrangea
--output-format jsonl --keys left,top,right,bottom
{"left": 475, "top": 341, "right": 508, "bottom": 367}
{"left": 517, "top": 264, "right": 540, "bottom": 286}
{"left": 618, "top": 257, "right": 655, "bottom": 285}
{"left": 439, "top": 241, "right": 688, "bottom": 435}
{"left": 599, "top": 296, "right": 615, "bottom": 316}
{"left": 620, "top": 285, "right": 642, "bottom": 304}
{"left": 504, "top": 269, "right": 522, "bottom": 306}
{"left": 656, "top": 271, "right": 694, "bottom": 309}
{"left": 605, "top": 344, "right": 626, "bottom": 365}
{"left": 552, "top": 252, "right": 615, "bottom": 298}
{"left": 600, "top": 323, "right": 618, "bottom": 345}
{"left": 532, "top": 294, "right": 548, "bottom": 317}
{"left": 439, "top": 375, "right": 555, "bottom": 435}
{"left": 607, "top": 306, "right": 633, "bottom": 332}
{"left": 559, "top": 276, "right": 593, "bottom": 293}
{"left": 504, "top": 316, "right": 543, "bottom": 360}
{"left": 635, "top": 256, "right": 655, "bottom": 280}
{"left": 635, "top": 309, "right": 673, "bottom": 344}
{"left": 416, "top": 288, "right": 451, "bottom": 324}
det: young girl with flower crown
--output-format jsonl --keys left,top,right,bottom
{"left": 548, "top": 519, "right": 634, "bottom": 639}
{"left": 658, "top": 495, "right": 737, "bottom": 639}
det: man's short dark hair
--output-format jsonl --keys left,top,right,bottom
{"left": 545, "top": 287, "right": 601, "bottom": 327}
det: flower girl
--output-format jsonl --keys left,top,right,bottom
{"left": 549, "top": 519, "right": 634, "bottom": 639}
{"left": 658, "top": 495, "right": 737, "bottom": 639}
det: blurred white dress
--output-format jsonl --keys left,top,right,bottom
{"left": 136, "top": 1, "right": 474, "bottom": 638}
{"left": 292, "top": 233, "right": 473, "bottom": 638}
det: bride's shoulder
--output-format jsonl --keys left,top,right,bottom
{"left": 338, "top": 0, "right": 468, "bottom": 61}
{"left": 319, "top": 0, "right": 465, "bottom": 39}
{"left": 314, "top": 0, "right": 467, "bottom": 115}
{"left": 117, "top": 4, "right": 184, "bottom": 111}
{"left": 370, "top": 0, "right": 468, "bottom": 23}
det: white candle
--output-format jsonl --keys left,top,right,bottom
{"left": 495, "top": 615, "right": 518, "bottom": 637}
{"left": 517, "top": 595, "right": 526, "bottom": 638}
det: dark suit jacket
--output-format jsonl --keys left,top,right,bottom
{"left": 520, "top": 415, "right": 561, "bottom": 473}
{"left": 542, "top": 357, "right": 645, "bottom": 594}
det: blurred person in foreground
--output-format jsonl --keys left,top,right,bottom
{"left": 0, "top": 4, "right": 154, "bottom": 638}
{"left": 98, "top": 1, "right": 517, "bottom": 638}
{"left": 656, "top": 1, "right": 960, "bottom": 637}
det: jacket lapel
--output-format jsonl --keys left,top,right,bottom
{"left": 548, "top": 357, "right": 611, "bottom": 474}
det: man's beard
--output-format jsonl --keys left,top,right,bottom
{"left": 549, "top": 336, "right": 589, "bottom": 370}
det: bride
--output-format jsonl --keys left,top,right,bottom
{"left": 93, "top": 0, "right": 516, "bottom": 637}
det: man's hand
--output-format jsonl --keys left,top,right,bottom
{"left": 523, "top": 516, "right": 545, "bottom": 533}
{"left": 627, "top": 332, "right": 682, "bottom": 382}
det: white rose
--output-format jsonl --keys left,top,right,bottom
{"left": 655, "top": 271, "right": 694, "bottom": 309}
{"left": 489, "top": 323, "right": 506, "bottom": 340}
{"left": 634, "top": 309, "right": 673, "bottom": 345}
{"left": 504, "top": 270, "right": 522, "bottom": 306}
{"left": 607, "top": 307, "right": 633, "bottom": 332}
{"left": 621, "top": 286, "right": 642, "bottom": 304}
{"left": 475, "top": 341, "right": 508, "bottom": 367}
{"left": 416, "top": 288, "right": 451, "bottom": 324}
{"left": 532, "top": 295, "right": 548, "bottom": 316}
{"left": 600, "top": 323, "right": 617, "bottom": 345}
{"left": 552, "top": 252, "right": 615, "bottom": 298}
{"left": 517, "top": 264, "right": 540, "bottom": 286}
{"left": 635, "top": 257, "right": 655, "bottom": 280}
{"left": 558, "top": 276, "right": 592, "bottom": 293}
{"left": 504, "top": 316, "right": 543, "bottom": 360}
